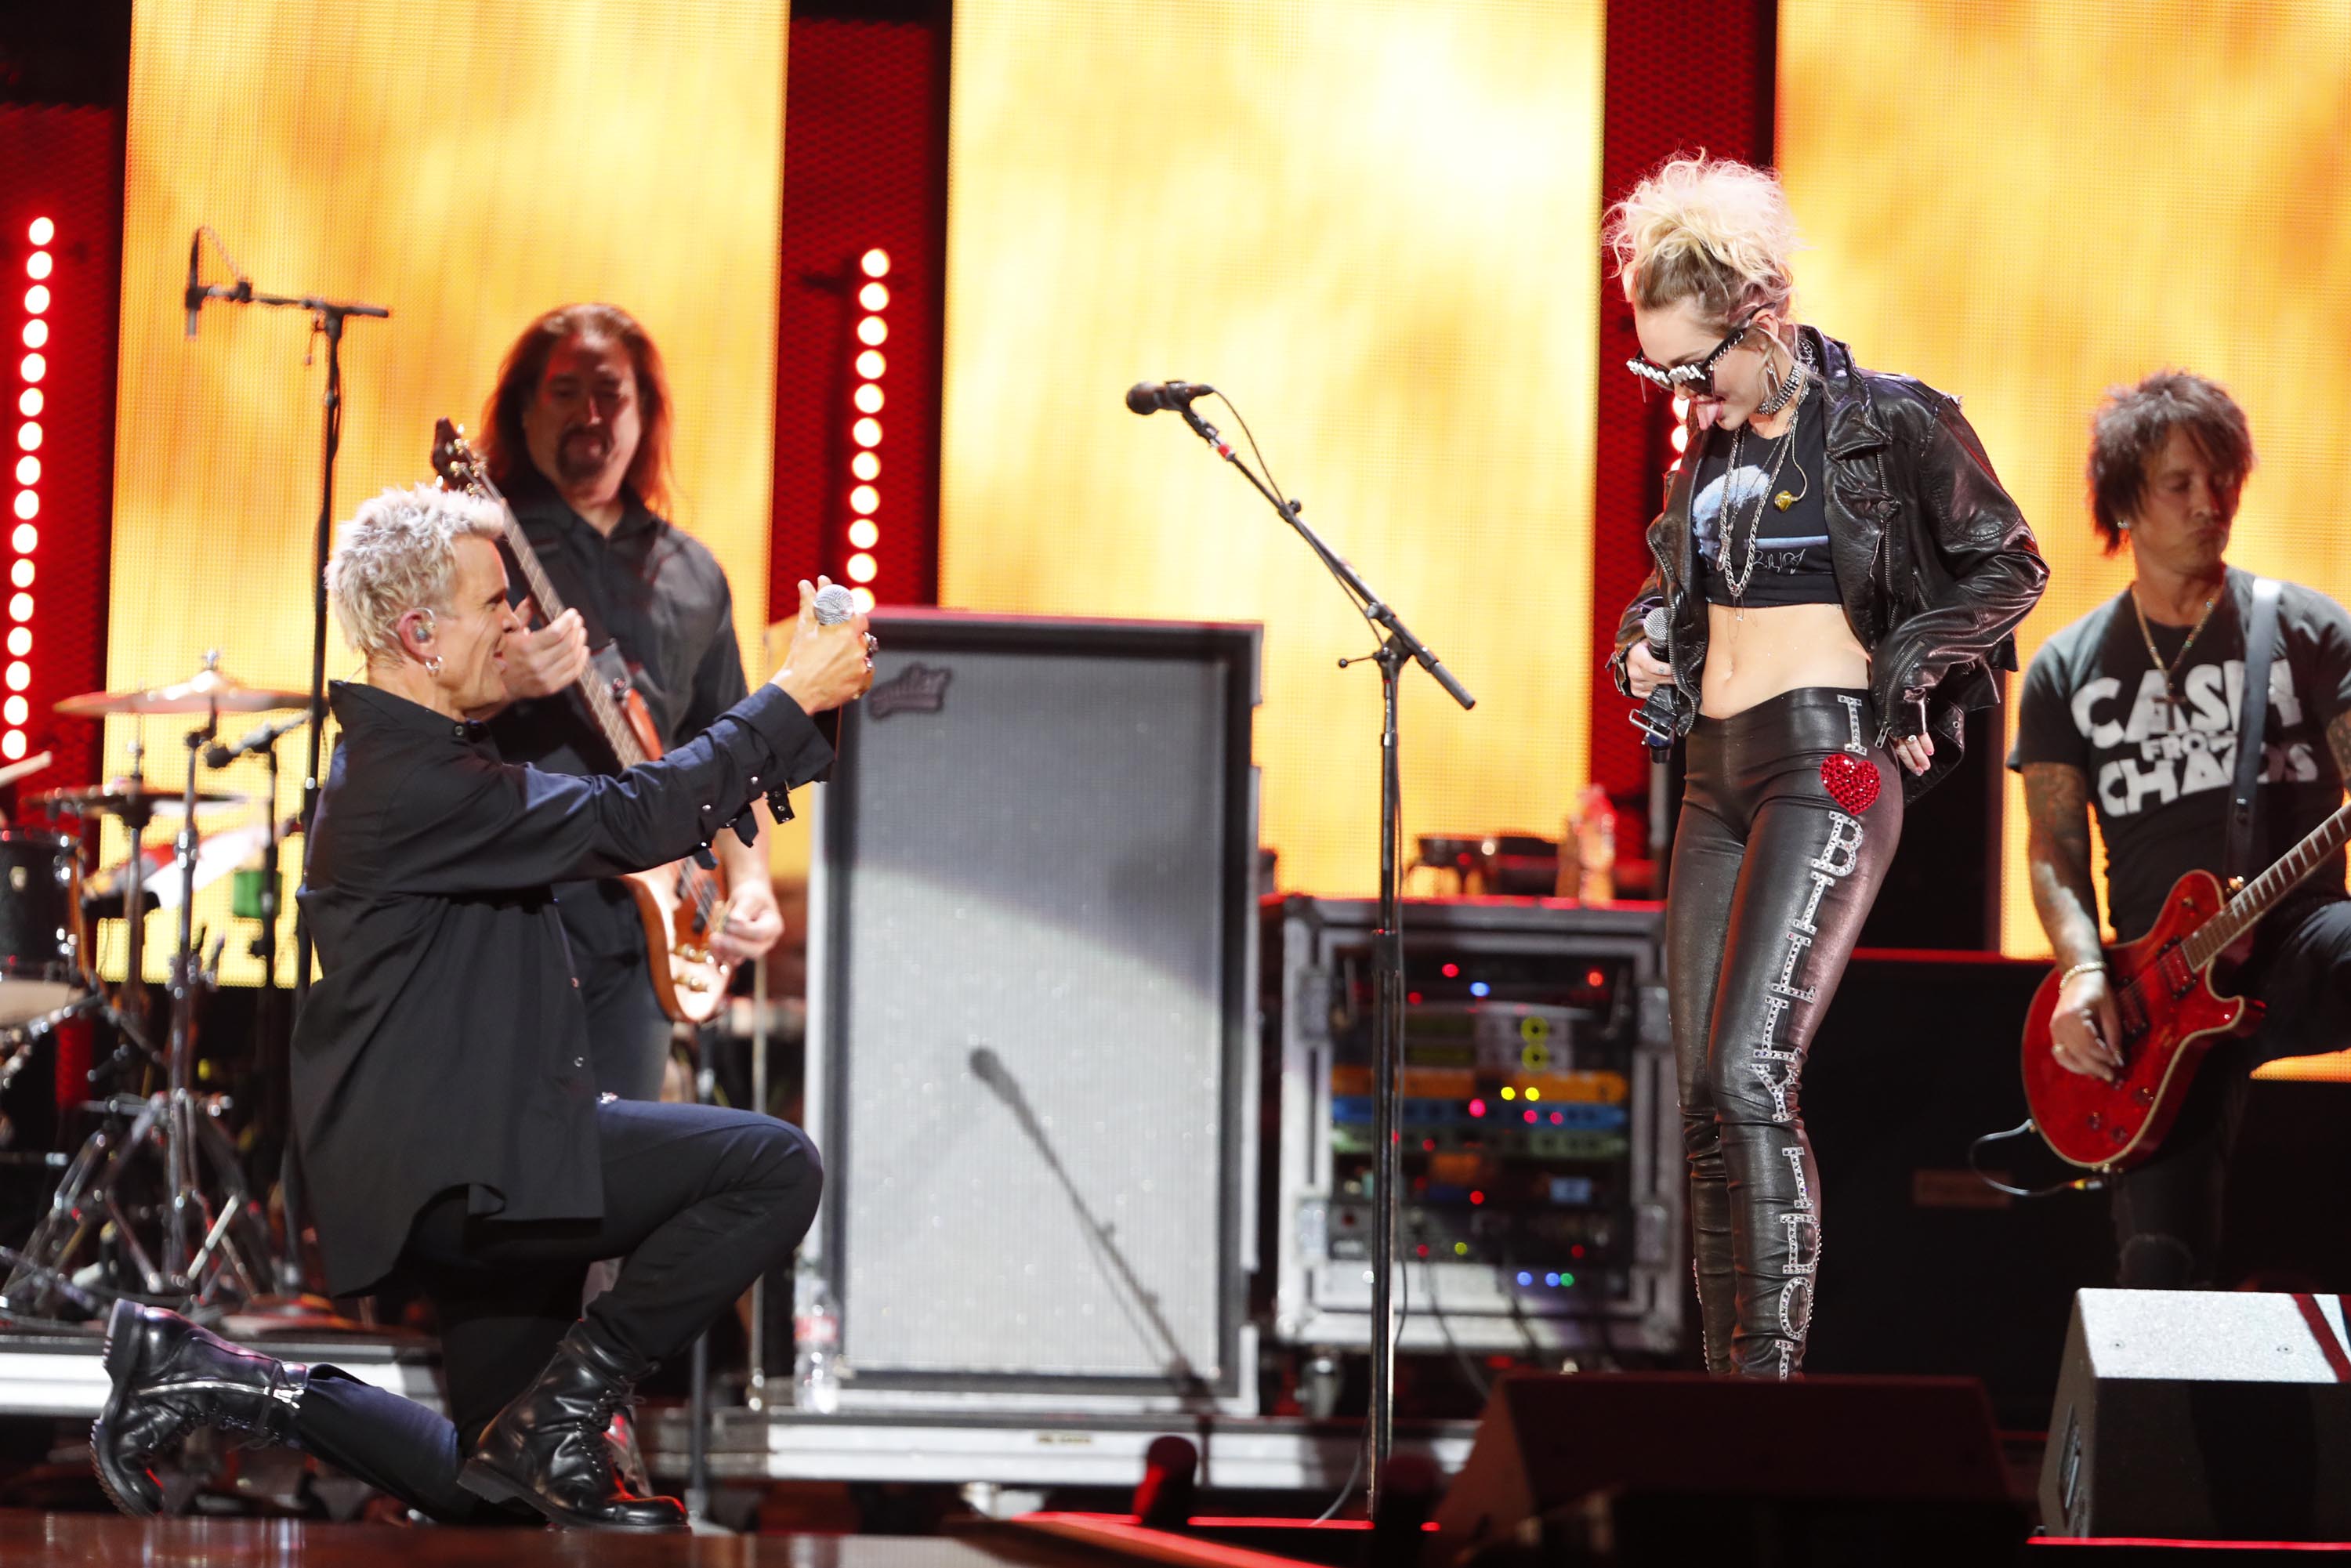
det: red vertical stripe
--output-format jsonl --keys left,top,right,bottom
{"left": 2291, "top": 1292, "right": 2351, "bottom": 1382}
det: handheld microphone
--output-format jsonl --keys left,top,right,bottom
{"left": 184, "top": 230, "right": 203, "bottom": 341}
{"left": 1125, "top": 380, "right": 1215, "bottom": 415}
{"left": 813, "top": 583, "right": 857, "bottom": 625}
{"left": 1628, "top": 607, "right": 1685, "bottom": 761}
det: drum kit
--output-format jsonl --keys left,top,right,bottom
{"left": 0, "top": 654, "right": 311, "bottom": 1326}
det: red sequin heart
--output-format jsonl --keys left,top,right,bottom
{"left": 1819, "top": 753, "right": 1880, "bottom": 814}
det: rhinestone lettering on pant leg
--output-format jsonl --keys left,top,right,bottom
{"left": 1837, "top": 693, "right": 1868, "bottom": 755}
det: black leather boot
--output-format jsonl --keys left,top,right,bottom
{"left": 90, "top": 1298, "right": 308, "bottom": 1517}
{"left": 459, "top": 1323, "right": 685, "bottom": 1532}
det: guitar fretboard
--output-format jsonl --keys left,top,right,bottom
{"left": 493, "top": 514, "right": 650, "bottom": 770}
{"left": 2186, "top": 799, "right": 2351, "bottom": 969}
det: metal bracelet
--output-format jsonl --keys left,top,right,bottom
{"left": 2058, "top": 959, "right": 2107, "bottom": 987}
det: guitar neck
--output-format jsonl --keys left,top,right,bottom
{"left": 2187, "top": 798, "right": 2351, "bottom": 967}
{"left": 490, "top": 501, "right": 650, "bottom": 770}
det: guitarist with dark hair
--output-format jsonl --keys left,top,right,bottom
{"left": 2013, "top": 370, "right": 2351, "bottom": 1288}
{"left": 472, "top": 302, "right": 784, "bottom": 1103}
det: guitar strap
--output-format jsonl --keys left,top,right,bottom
{"left": 2226, "top": 575, "right": 2284, "bottom": 889}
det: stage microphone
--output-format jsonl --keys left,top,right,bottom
{"left": 204, "top": 712, "right": 306, "bottom": 770}
{"left": 184, "top": 230, "right": 203, "bottom": 340}
{"left": 1124, "top": 380, "right": 1214, "bottom": 415}
{"left": 813, "top": 582, "right": 857, "bottom": 625}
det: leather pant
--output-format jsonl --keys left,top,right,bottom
{"left": 1666, "top": 688, "right": 1900, "bottom": 1378}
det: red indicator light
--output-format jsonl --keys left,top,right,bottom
{"left": 1441, "top": 963, "right": 1458, "bottom": 978}
{"left": 1571, "top": 1244, "right": 1586, "bottom": 1258}
{"left": 1585, "top": 968, "right": 1606, "bottom": 988}
{"left": 1421, "top": 1138, "right": 1435, "bottom": 1152}
{"left": 1550, "top": 1111, "right": 1563, "bottom": 1125}
{"left": 1467, "top": 1099, "right": 1486, "bottom": 1118}
{"left": 1522, "top": 1109, "right": 1537, "bottom": 1124}
{"left": 1407, "top": 990, "right": 1422, "bottom": 1005}
{"left": 1415, "top": 1244, "right": 1429, "bottom": 1258}
{"left": 1469, "top": 1190, "right": 1484, "bottom": 1205}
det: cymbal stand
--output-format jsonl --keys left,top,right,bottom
{"left": 0, "top": 711, "right": 271, "bottom": 1324}
{"left": 159, "top": 708, "right": 215, "bottom": 1284}
{"left": 117, "top": 737, "right": 151, "bottom": 1045}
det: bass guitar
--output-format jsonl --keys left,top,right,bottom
{"left": 430, "top": 418, "right": 734, "bottom": 1023}
{"left": 2021, "top": 796, "right": 2351, "bottom": 1170}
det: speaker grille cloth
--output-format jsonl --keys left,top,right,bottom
{"left": 835, "top": 647, "right": 1231, "bottom": 1380}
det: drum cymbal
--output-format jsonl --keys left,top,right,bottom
{"left": 24, "top": 778, "right": 249, "bottom": 821}
{"left": 54, "top": 664, "right": 310, "bottom": 718}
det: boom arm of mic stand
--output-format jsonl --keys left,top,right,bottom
{"left": 1176, "top": 406, "right": 1475, "bottom": 711}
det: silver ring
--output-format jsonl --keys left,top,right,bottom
{"left": 865, "top": 634, "right": 878, "bottom": 654}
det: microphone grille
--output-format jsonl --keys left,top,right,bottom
{"left": 1642, "top": 607, "right": 1671, "bottom": 645}
{"left": 813, "top": 584, "right": 857, "bottom": 625}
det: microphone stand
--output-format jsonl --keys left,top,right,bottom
{"left": 1170, "top": 402, "right": 1473, "bottom": 1520}
{"left": 188, "top": 260, "right": 389, "bottom": 1294}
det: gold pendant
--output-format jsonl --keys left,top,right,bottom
{"left": 1774, "top": 491, "right": 1796, "bottom": 512}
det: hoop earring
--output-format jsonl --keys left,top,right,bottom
{"left": 425, "top": 655, "right": 444, "bottom": 675}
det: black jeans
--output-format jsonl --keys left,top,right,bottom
{"left": 2111, "top": 896, "right": 2351, "bottom": 1287}
{"left": 1668, "top": 688, "right": 1902, "bottom": 1378}
{"left": 292, "top": 1099, "right": 822, "bottom": 1522}
{"left": 560, "top": 878, "right": 676, "bottom": 1105}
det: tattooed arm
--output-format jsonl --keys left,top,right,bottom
{"left": 2022, "top": 762, "right": 2103, "bottom": 971}
{"left": 2023, "top": 761, "right": 2121, "bottom": 1080}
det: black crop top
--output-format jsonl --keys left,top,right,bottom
{"left": 1691, "top": 382, "right": 1838, "bottom": 608}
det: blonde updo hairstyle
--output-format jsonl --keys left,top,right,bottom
{"left": 1605, "top": 154, "right": 1800, "bottom": 331}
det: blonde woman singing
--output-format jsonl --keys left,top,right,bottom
{"left": 1606, "top": 156, "right": 2046, "bottom": 1377}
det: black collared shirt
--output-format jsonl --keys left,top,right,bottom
{"left": 292, "top": 679, "right": 830, "bottom": 1296}
{"left": 487, "top": 468, "right": 749, "bottom": 773}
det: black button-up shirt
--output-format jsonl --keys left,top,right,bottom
{"left": 486, "top": 469, "right": 749, "bottom": 772}
{"left": 292, "top": 679, "right": 830, "bottom": 1296}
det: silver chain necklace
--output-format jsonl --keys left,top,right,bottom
{"left": 1720, "top": 400, "right": 1802, "bottom": 603}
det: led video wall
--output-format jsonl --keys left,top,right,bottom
{"left": 937, "top": 0, "right": 1607, "bottom": 898}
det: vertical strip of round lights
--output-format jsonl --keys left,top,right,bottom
{"left": 846, "top": 248, "right": 889, "bottom": 615}
{"left": 5, "top": 216, "right": 50, "bottom": 762}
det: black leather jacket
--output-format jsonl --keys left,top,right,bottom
{"left": 1610, "top": 327, "right": 2048, "bottom": 799}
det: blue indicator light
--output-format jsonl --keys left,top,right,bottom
{"left": 1469, "top": 981, "right": 1491, "bottom": 998}
{"left": 1516, "top": 1271, "right": 1533, "bottom": 1287}
{"left": 1544, "top": 1272, "right": 1559, "bottom": 1287}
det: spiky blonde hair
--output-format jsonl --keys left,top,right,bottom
{"left": 1604, "top": 154, "right": 1801, "bottom": 327}
{"left": 325, "top": 483, "right": 504, "bottom": 661}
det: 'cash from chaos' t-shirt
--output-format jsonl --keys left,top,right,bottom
{"left": 2008, "top": 568, "right": 2351, "bottom": 943}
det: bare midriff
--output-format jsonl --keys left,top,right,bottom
{"left": 1697, "top": 601, "right": 1871, "bottom": 718}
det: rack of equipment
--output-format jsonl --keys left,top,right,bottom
{"left": 1262, "top": 896, "right": 1679, "bottom": 1357}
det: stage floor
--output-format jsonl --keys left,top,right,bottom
{"left": 0, "top": 1512, "right": 1180, "bottom": 1568}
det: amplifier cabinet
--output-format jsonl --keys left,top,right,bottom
{"left": 806, "top": 610, "right": 1262, "bottom": 1414}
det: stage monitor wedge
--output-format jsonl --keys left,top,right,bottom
{"left": 807, "top": 610, "right": 1261, "bottom": 1414}
{"left": 1431, "top": 1371, "right": 2023, "bottom": 1567}
{"left": 2043, "top": 1288, "right": 2351, "bottom": 1541}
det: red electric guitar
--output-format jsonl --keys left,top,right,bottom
{"left": 430, "top": 419, "right": 734, "bottom": 1023}
{"left": 2022, "top": 797, "right": 2351, "bottom": 1171}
